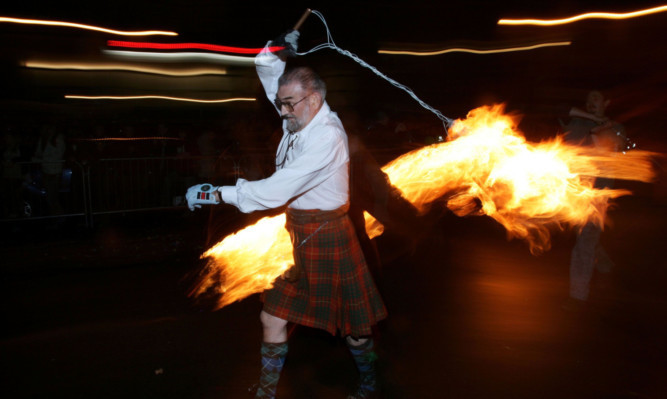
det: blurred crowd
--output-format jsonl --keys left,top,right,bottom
{"left": 0, "top": 109, "right": 444, "bottom": 220}
{"left": 2, "top": 99, "right": 662, "bottom": 222}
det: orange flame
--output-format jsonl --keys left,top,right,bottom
{"left": 365, "top": 105, "right": 654, "bottom": 251}
{"left": 192, "top": 104, "right": 656, "bottom": 308}
{"left": 190, "top": 214, "right": 292, "bottom": 308}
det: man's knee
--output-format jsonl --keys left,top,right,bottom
{"left": 260, "top": 311, "right": 288, "bottom": 343}
{"left": 260, "top": 310, "right": 287, "bottom": 330}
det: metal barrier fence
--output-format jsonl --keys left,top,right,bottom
{"left": 0, "top": 154, "right": 273, "bottom": 227}
{"left": 1, "top": 147, "right": 407, "bottom": 227}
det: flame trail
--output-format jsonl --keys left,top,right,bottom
{"left": 191, "top": 105, "right": 656, "bottom": 308}
{"left": 190, "top": 214, "right": 292, "bottom": 308}
{"left": 363, "top": 105, "right": 655, "bottom": 252}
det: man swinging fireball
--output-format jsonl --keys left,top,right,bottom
{"left": 186, "top": 30, "right": 386, "bottom": 399}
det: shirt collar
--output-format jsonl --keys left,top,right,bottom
{"left": 308, "top": 101, "right": 330, "bottom": 128}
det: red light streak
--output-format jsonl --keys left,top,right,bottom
{"left": 108, "top": 40, "right": 285, "bottom": 54}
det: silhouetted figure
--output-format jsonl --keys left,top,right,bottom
{"left": 348, "top": 134, "right": 425, "bottom": 279}
{"left": 32, "top": 125, "right": 66, "bottom": 215}
{"left": 561, "top": 90, "right": 625, "bottom": 307}
{"left": 1, "top": 130, "right": 23, "bottom": 218}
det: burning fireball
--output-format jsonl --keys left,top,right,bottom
{"left": 191, "top": 104, "right": 656, "bottom": 309}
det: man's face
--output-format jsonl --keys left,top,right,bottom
{"left": 276, "top": 81, "right": 315, "bottom": 133}
{"left": 585, "top": 91, "right": 609, "bottom": 117}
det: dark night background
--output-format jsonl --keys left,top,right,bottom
{"left": 1, "top": 1, "right": 666, "bottom": 398}
{"left": 0, "top": 1, "right": 665, "bottom": 141}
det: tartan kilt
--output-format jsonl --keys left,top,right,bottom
{"left": 262, "top": 209, "right": 387, "bottom": 337}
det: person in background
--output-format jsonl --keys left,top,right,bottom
{"left": 32, "top": 125, "right": 66, "bottom": 216}
{"left": 561, "top": 90, "right": 625, "bottom": 308}
{"left": 1, "top": 129, "right": 23, "bottom": 218}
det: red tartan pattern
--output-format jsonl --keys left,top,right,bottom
{"left": 262, "top": 212, "right": 387, "bottom": 337}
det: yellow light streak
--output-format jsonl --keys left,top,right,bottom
{"left": 378, "top": 41, "right": 571, "bottom": 56}
{"left": 0, "top": 16, "right": 177, "bottom": 36}
{"left": 103, "top": 49, "right": 256, "bottom": 66}
{"left": 65, "top": 95, "right": 256, "bottom": 104}
{"left": 25, "top": 61, "right": 227, "bottom": 76}
{"left": 72, "top": 137, "right": 182, "bottom": 141}
{"left": 498, "top": 4, "right": 667, "bottom": 26}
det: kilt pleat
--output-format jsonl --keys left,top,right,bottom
{"left": 262, "top": 213, "right": 387, "bottom": 337}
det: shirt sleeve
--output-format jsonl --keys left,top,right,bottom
{"left": 255, "top": 42, "right": 285, "bottom": 114}
{"left": 221, "top": 124, "right": 348, "bottom": 213}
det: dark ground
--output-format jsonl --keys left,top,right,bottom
{"left": 1, "top": 191, "right": 666, "bottom": 399}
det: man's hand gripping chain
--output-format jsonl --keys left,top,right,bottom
{"left": 186, "top": 183, "right": 220, "bottom": 211}
{"left": 270, "top": 8, "right": 309, "bottom": 59}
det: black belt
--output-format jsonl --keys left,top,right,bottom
{"left": 286, "top": 203, "right": 349, "bottom": 225}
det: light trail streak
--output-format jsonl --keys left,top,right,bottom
{"left": 103, "top": 49, "right": 256, "bottom": 66}
{"left": 107, "top": 40, "right": 284, "bottom": 54}
{"left": 71, "top": 137, "right": 182, "bottom": 141}
{"left": 498, "top": 4, "right": 667, "bottom": 26}
{"left": 65, "top": 95, "right": 256, "bottom": 104}
{"left": 25, "top": 60, "right": 227, "bottom": 76}
{"left": 378, "top": 41, "right": 571, "bottom": 56}
{"left": 0, "top": 16, "right": 177, "bottom": 36}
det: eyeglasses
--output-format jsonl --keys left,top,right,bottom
{"left": 274, "top": 93, "right": 311, "bottom": 112}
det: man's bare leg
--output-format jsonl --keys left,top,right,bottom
{"left": 261, "top": 310, "right": 288, "bottom": 342}
{"left": 255, "top": 311, "right": 289, "bottom": 399}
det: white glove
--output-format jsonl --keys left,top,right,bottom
{"left": 186, "top": 183, "right": 220, "bottom": 211}
{"left": 271, "top": 30, "right": 299, "bottom": 57}
{"left": 284, "top": 30, "right": 299, "bottom": 53}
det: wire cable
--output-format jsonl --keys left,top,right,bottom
{"left": 297, "top": 10, "right": 454, "bottom": 130}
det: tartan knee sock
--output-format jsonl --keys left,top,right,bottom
{"left": 347, "top": 338, "right": 378, "bottom": 395}
{"left": 255, "top": 342, "right": 288, "bottom": 399}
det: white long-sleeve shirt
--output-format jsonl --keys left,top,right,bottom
{"left": 219, "top": 45, "right": 349, "bottom": 213}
